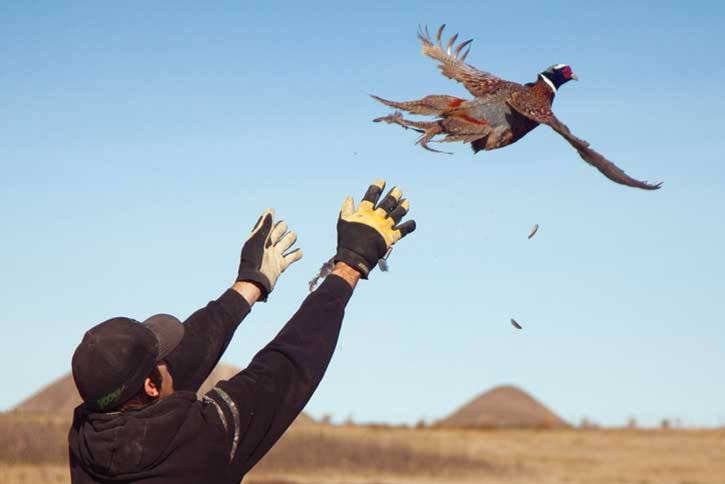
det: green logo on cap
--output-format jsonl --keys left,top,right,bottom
{"left": 97, "top": 384, "right": 126, "bottom": 409}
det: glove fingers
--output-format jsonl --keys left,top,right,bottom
{"left": 388, "top": 199, "right": 410, "bottom": 224}
{"left": 276, "top": 230, "right": 297, "bottom": 253}
{"left": 270, "top": 220, "right": 288, "bottom": 246}
{"left": 393, "top": 219, "right": 417, "bottom": 242}
{"left": 251, "top": 215, "right": 263, "bottom": 231}
{"left": 376, "top": 186, "right": 402, "bottom": 216}
{"left": 248, "top": 208, "right": 274, "bottom": 241}
{"left": 360, "top": 179, "right": 386, "bottom": 210}
{"left": 340, "top": 196, "right": 355, "bottom": 218}
{"left": 282, "top": 248, "right": 303, "bottom": 270}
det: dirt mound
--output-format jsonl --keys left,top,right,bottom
{"left": 195, "top": 364, "right": 316, "bottom": 426}
{"left": 436, "top": 385, "right": 569, "bottom": 429}
{"left": 13, "top": 363, "right": 315, "bottom": 425}
{"left": 197, "top": 363, "right": 245, "bottom": 397}
{"left": 13, "top": 374, "right": 80, "bottom": 415}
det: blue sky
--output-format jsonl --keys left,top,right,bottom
{"left": 1, "top": 1, "right": 724, "bottom": 427}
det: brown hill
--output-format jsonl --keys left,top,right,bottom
{"left": 436, "top": 385, "right": 569, "bottom": 429}
{"left": 13, "top": 363, "right": 315, "bottom": 425}
{"left": 14, "top": 373, "right": 80, "bottom": 414}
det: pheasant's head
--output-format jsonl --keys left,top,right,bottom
{"left": 539, "top": 64, "right": 578, "bottom": 93}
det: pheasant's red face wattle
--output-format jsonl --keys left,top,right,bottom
{"left": 561, "top": 65, "right": 573, "bottom": 79}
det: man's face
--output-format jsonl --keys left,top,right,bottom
{"left": 156, "top": 362, "right": 175, "bottom": 399}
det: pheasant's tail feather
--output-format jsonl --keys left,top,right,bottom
{"left": 370, "top": 94, "right": 465, "bottom": 116}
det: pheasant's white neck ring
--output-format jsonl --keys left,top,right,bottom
{"left": 539, "top": 74, "right": 557, "bottom": 93}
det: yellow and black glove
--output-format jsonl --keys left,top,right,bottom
{"left": 335, "top": 179, "right": 416, "bottom": 278}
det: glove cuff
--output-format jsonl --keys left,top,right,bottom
{"left": 334, "top": 248, "right": 373, "bottom": 279}
{"left": 236, "top": 269, "right": 272, "bottom": 302}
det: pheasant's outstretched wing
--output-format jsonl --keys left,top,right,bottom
{"left": 507, "top": 93, "right": 662, "bottom": 190}
{"left": 418, "top": 24, "right": 516, "bottom": 97}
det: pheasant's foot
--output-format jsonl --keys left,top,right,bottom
{"left": 372, "top": 111, "right": 405, "bottom": 127}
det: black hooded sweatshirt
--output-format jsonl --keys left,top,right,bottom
{"left": 68, "top": 275, "right": 353, "bottom": 483}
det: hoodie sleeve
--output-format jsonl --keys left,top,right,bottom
{"left": 165, "top": 289, "right": 252, "bottom": 393}
{"left": 203, "top": 274, "right": 353, "bottom": 479}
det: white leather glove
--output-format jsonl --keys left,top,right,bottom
{"left": 236, "top": 209, "right": 303, "bottom": 301}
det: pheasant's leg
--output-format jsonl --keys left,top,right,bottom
{"left": 373, "top": 111, "right": 440, "bottom": 131}
{"left": 373, "top": 111, "right": 423, "bottom": 132}
{"left": 415, "top": 125, "right": 451, "bottom": 154}
{"left": 374, "top": 112, "right": 450, "bottom": 154}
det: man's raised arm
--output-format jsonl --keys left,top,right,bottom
{"left": 167, "top": 209, "right": 303, "bottom": 392}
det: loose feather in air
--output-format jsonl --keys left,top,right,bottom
{"left": 510, "top": 318, "right": 523, "bottom": 330}
{"left": 308, "top": 257, "right": 335, "bottom": 292}
{"left": 528, "top": 224, "right": 539, "bottom": 239}
{"left": 378, "top": 247, "right": 393, "bottom": 272}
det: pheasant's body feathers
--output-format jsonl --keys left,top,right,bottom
{"left": 373, "top": 24, "right": 662, "bottom": 190}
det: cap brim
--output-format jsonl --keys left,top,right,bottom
{"left": 142, "top": 314, "right": 185, "bottom": 360}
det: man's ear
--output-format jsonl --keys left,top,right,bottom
{"left": 144, "top": 376, "right": 160, "bottom": 398}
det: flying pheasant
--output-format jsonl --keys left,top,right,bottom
{"left": 372, "top": 25, "right": 662, "bottom": 190}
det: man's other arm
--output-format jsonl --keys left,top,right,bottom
{"left": 167, "top": 208, "right": 302, "bottom": 393}
{"left": 206, "top": 264, "right": 358, "bottom": 477}
{"left": 165, "top": 282, "right": 260, "bottom": 393}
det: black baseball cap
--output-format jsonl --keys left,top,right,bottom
{"left": 72, "top": 314, "right": 184, "bottom": 411}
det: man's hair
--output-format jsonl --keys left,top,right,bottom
{"left": 119, "top": 365, "right": 163, "bottom": 411}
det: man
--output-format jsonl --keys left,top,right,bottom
{"left": 68, "top": 180, "right": 416, "bottom": 483}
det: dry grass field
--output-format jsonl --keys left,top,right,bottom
{"left": 2, "top": 412, "right": 723, "bottom": 484}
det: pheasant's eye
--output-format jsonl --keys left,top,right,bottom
{"left": 561, "top": 66, "right": 572, "bottom": 78}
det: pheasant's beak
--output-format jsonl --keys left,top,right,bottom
{"left": 571, "top": 73, "right": 579, "bottom": 81}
